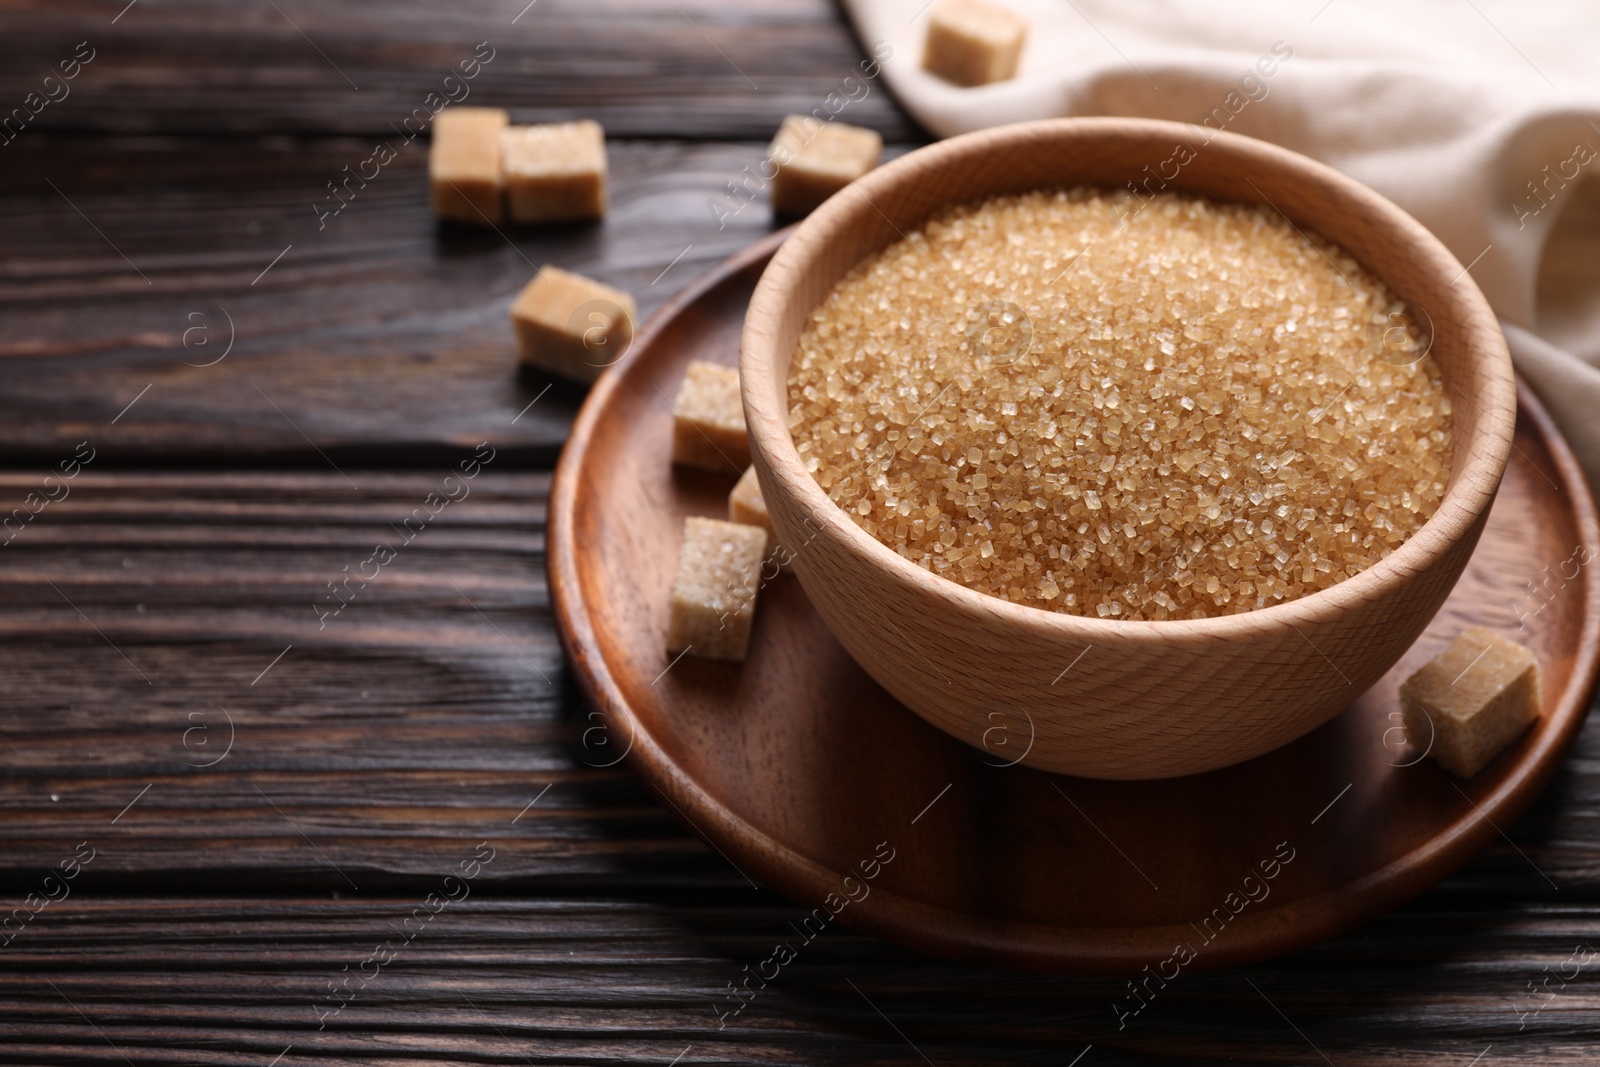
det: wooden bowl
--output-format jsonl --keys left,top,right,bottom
{"left": 740, "top": 118, "right": 1517, "bottom": 780}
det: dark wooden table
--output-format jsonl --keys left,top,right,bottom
{"left": 2, "top": 2, "right": 1598, "bottom": 1063}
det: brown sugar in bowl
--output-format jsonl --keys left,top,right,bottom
{"left": 740, "top": 118, "right": 1516, "bottom": 780}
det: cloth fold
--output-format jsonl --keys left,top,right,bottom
{"left": 842, "top": 0, "right": 1600, "bottom": 486}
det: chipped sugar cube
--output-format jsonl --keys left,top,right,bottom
{"left": 923, "top": 0, "right": 1028, "bottom": 87}
{"left": 770, "top": 116, "right": 883, "bottom": 217}
{"left": 667, "top": 516, "right": 769, "bottom": 661}
{"left": 503, "top": 120, "right": 608, "bottom": 224}
{"left": 430, "top": 107, "right": 508, "bottom": 225}
{"left": 510, "top": 265, "right": 635, "bottom": 382}
{"left": 1400, "top": 626, "right": 1542, "bottom": 778}
{"left": 672, "top": 360, "right": 750, "bottom": 472}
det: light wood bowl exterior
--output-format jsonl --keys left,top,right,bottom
{"left": 740, "top": 118, "right": 1516, "bottom": 780}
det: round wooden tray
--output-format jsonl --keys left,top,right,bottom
{"left": 548, "top": 229, "right": 1600, "bottom": 974}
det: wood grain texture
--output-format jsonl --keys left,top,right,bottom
{"left": 550, "top": 231, "right": 1600, "bottom": 972}
{"left": 0, "top": 0, "right": 920, "bottom": 141}
{"left": 741, "top": 118, "right": 1521, "bottom": 778}
{"left": 0, "top": 138, "right": 816, "bottom": 464}
{"left": 5, "top": 893, "right": 1600, "bottom": 1064}
{"left": 3, "top": 0, "right": 1600, "bottom": 1061}
{"left": 0, "top": 470, "right": 725, "bottom": 887}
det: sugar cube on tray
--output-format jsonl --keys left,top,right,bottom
{"left": 729, "top": 464, "right": 799, "bottom": 572}
{"left": 728, "top": 466, "right": 774, "bottom": 549}
{"left": 671, "top": 360, "right": 750, "bottom": 473}
{"left": 667, "top": 517, "right": 768, "bottom": 662}
{"left": 1400, "top": 626, "right": 1543, "bottom": 778}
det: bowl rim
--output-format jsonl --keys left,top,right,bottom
{"left": 740, "top": 116, "right": 1517, "bottom": 644}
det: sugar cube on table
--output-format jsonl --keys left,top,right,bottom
{"left": 430, "top": 107, "right": 508, "bottom": 226}
{"left": 671, "top": 360, "right": 750, "bottom": 473}
{"left": 503, "top": 120, "right": 608, "bottom": 224}
{"left": 1400, "top": 626, "right": 1543, "bottom": 778}
{"left": 769, "top": 116, "right": 883, "bottom": 217}
{"left": 510, "top": 265, "right": 636, "bottom": 382}
{"left": 667, "top": 517, "right": 769, "bottom": 662}
{"left": 728, "top": 465, "right": 775, "bottom": 552}
{"left": 922, "top": 0, "right": 1028, "bottom": 87}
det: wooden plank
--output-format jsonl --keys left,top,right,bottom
{"left": 0, "top": 467, "right": 1596, "bottom": 900}
{"left": 0, "top": 895, "right": 1598, "bottom": 1062}
{"left": 0, "top": 469, "right": 723, "bottom": 886}
{"left": 0, "top": 0, "right": 919, "bottom": 141}
{"left": 0, "top": 138, "right": 913, "bottom": 464}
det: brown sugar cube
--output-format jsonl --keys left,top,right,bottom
{"left": 671, "top": 360, "right": 750, "bottom": 472}
{"left": 770, "top": 116, "right": 883, "bottom": 217}
{"left": 728, "top": 465, "right": 776, "bottom": 550}
{"left": 728, "top": 465, "right": 772, "bottom": 539}
{"left": 923, "top": 0, "right": 1028, "bottom": 87}
{"left": 502, "top": 121, "right": 607, "bottom": 224}
{"left": 1400, "top": 626, "right": 1543, "bottom": 778}
{"left": 430, "top": 107, "right": 508, "bottom": 226}
{"left": 510, "top": 265, "right": 636, "bottom": 382}
{"left": 667, "top": 517, "right": 768, "bottom": 661}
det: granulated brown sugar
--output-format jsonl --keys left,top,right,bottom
{"left": 787, "top": 188, "right": 1453, "bottom": 620}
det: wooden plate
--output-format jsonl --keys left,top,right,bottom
{"left": 548, "top": 229, "right": 1600, "bottom": 975}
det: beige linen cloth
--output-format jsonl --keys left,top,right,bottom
{"left": 841, "top": 0, "right": 1600, "bottom": 488}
